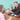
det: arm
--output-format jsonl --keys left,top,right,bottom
{"left": 10, "top": 10, "right": 13, "bottom": 13}
{"left": 12, "top": 9, "right": 15, "bottom": 12}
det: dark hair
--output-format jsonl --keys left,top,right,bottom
{"left": 14, "top": 2, "right": 18, "bottom": 3}
{"left": 0, "top": 5, "right": 3, "bottom": 12}
{"left": 0, "top": 9, "right": 2, "bottom": 12}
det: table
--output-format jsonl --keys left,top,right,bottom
{"left": 5, "top": 14, "right": 20, "bottom": 20}
{"left": 12, "top": 16, "right": 20, "bottom": 20}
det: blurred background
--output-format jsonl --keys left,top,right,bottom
{"left": 0, "top": 0, "right": 20, "bottom": 20}
{"left": 0, "top": 0, "right": 20, "bottom": 9}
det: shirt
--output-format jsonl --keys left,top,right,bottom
{"left": 0, "top": 12, "right": 5, "bottom": 20}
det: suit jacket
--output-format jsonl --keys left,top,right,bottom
{"left": 15, "top": 4, "right": 20, "bottom": 11}
{"left": 11, "top": 4, "right": 20, "bottom": 14}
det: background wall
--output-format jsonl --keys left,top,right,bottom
{"left": 0, "top": 0, "right": 20, "bottom": 9}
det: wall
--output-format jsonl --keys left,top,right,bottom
{"left": 0, "top": 0, "right": 20, "bottom": 9}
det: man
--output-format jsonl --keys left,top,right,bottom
{"left": 14, "top": 2, "right": 20, "bottom": 14}
{"left": 0, "top": 5, "right": 5, "bottom": 20}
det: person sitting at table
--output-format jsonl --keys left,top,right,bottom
{"left": 9, "top": 2, "right": 20, "bottom": 15}
{"left": 8, "top": 4, "right": 13, "bottom": 15}
{"left": 14, "top": 2, "right": 20, "bottom": 14}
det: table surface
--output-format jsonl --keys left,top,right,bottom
{"left": 12, "top": 16, "right": 20, "bottom": 20}
{"left": 5, "top": 14, "right": 20, "bottom": 20}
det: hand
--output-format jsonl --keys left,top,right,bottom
{"left": 10, "top": 11, "right": 13, "bottom": 13}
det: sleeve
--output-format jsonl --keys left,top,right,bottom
{"left": 1, "top": 14, "right": 5, "bottom": 20}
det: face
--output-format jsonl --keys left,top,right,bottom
{"left": 14, "top": 3, "right": 18, "bottom": 7}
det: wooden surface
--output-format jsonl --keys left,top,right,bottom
{"left": 5, "top": 14, "right": 20, "bottom": 20}
{"left": 12, "top": 16, "right": 20, "bottom": 20}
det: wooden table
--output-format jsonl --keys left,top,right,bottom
{"left": 5, "top": 14, "right": 20, "bottom": 20}
{"left": 12, "top": 16, "right": 20, "bottom": 20}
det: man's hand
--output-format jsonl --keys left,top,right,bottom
{"left": 10, "top": 10, "right": 13, "bottom": 13}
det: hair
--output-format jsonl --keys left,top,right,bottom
{"left": 0, "top": 5, "right": 3, "bottom": 12}
{"left": 14, "top": 2, "right": 18, "bottom": 3}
